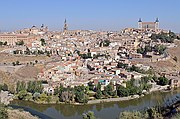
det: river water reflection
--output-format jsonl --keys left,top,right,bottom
{"left": 11, "top": 89, "right": 180, "bottom": 119}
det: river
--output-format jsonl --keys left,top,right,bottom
{"left": 10, "top": 89, "right": 180, "bottom": 119}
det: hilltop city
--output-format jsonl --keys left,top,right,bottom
{"left": 0, "top": 18, "right": 180, "bottom": 112}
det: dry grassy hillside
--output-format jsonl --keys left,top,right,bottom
{"left": 0, "top": 52, "right": 48, "bottom": 92}
{"left": 15, "top": 66, "right": 39, "bottom": 79}
{"left": 167, "top": 40, "right": 180, "bottom": 64}
{"left": 0, "top": 64, "right": 45, "bottom": 92}
{"left": 0, "top": 53, "right": 50, "bottom": 64}
{"left": 8, "top": 109, "right": 39, "bottom": 119}
{"left": 132, "top": 40, "right": 180, "bottom": 73}
{"left": 0, "top": 70, "right": 16, "bottom": 92}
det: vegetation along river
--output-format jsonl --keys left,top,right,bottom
{"left": 10, "top": 89, "right": 180, "bottom": 119}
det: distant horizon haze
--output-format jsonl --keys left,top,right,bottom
{"left": 0, "top": 0, "right": 180, "bottom": 33}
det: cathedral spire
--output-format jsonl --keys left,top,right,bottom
{"left": 63, "top": 18, "right": 68, "bottom": 31}
{"left": 41, "top": 24, "right": 44, "bottom": 28}
{"left": 155, "top": 18, "right": 159, "bottom": 22}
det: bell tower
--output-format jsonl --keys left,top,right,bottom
{"left": 63, "top": 19, "right": 68, "bottom": 32}
{"left": 155, "top": 18, "right": 159, "bottom": 32}
{"left": 138, "top": 18, "right": 142, "bottom": 29}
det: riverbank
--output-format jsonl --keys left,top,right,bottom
{"left": 87, "top": 95, "right": 141, "bottom": 104}
{"left": 11, "top": 85, "right": 173, "bottom": 106}
{"left": 87, "top": 85, "right": 170, "bottom": 104}
{"left": 10, "top": 89, "right": 180, "bottom": 119}
{"left": 7, "top": 108, "right": 39, "bottom": 119}
{"left": 9, "top": 105, "right": 52, "bottom": 119}
{"left": 12, "top": 92, "right": 145, "bottom": 105}
{"left": 0, "top": 103, "right": 39, "bottom": 119}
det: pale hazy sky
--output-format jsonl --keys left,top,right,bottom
{"left": 0, "top": 0, "right": 180, "bottom": 32}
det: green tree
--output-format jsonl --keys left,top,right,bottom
{"left": 35, "top": 81, "right": 43, "bottom": 93}
{"left": 60, "top": 91, "right": 74, "bottom": 103}
{"left": 28, "top": 81, "right": 43, "bottom": 94}
{"left": 147, "top": 107, "right": 163, "bottom": 119}
{"left": 96, "top": 83, "right": 101, "bottom": 91}
{"left": 35, "top": 60, "right": 38, "bottom": 64}
{"left": 150, "top": 31, "right": 177, "bottom": 43}
{"left": 117, "top": 62, "right": 128, "bottom": 69}
{"left": 18, "top": 90, "right": 28, "bottom": 100}
{"left": 103, "top": 83, "right": 114, "bottom": 97}
{"left": 137, "top": 45, "right": 152, "bottom": 55}
{"left": 126, "top": 79, "right": 134, "bottom": 88}
{"left": 0, "top": 41, "right": 3, "bottom": 46}
{"left": 46, "top": 51, "right": 50, "bottom": 57}
{"left": 75, "top": 91, "right": 88, "bottom": 103}
{"left": 173, "top": 56, "right": 178, "bottom": 62}
{"left": 40, "top": 39, "right": 46, "bottom": 46}
{"left": 140, "top": 76, "right": 152, "bottom": 91}
{"left": 83, "top": 111, "right": 96, "bottom": 119}
{"left": 153, "top": 44, "right": 166, "bottom": 55}
{"left": 88, "top": 82, "right": 94, "bottom": 91}
{"left": 0, "top": 84, "right": 2, "bottom": 91}
{"left": 39, "top": 93, "right": 48, "bottom": 102}
{"left": 25, "top": 47, "right": 31, "bottom": 55}
{"left": 128, "top": 86, "right": 139, "bottom": 95}
{"left": 145, "top": 45, "right": 152, "bottom": 52}
{"left": 129, "top": 65, "right": 138, "bottom": 72}
{"left": 87, "top": 64, "right": 95, "bottom": 71}
{"left": 103, "top": 40, "right": 111, "bottom": 47}
{"left": 12, "top": 62, "right": 16, "bottom": 66}
{"left": 1, "top": 83, "right": 8, "bottom": 91}
{"left": 158, "top": 45, "right": 166, "bottom": 55}
{"left": 137, "top": 47, "right": 145, "bottom": 54}
{"left": 46, "top": 96, "right": 51, "bottom": 103}
{"left": 16, "top": 40, "right": 24, "bottom": 45}
{"left": 16, "top": 81, "right": 21, "bottom": 93}
{"left": 74, "top": 85, "right": 89, "bottom": 103}
{"left": 16, "top": 60, "right": 20, "bottom": 65}
{"left": 95, "top": 89, "right": 102, "bottom": 99}
{"left": 54, "top": 86, "right": 59, "bottom": 95}
{"left": 158, "top": 76, "right": 169, "bottom": 86}
{"left": 3, "top": 41, "right": 7, "bottom": 45}
{"left": 26, "top": 81, "right": 43, "bottom": 94}
{"left": 152, "top": 75, "right": 158, "bottom": 82}
{"left": 27, "top": 81, "right": 33, "bottom": 93}
{"left": 59, "top": 84, "right": 64, "bottom": 95}
{"left": 117, "top": 86, "right": 129, "bottom": 97}
{"left": 24, "top": 93, "right": 33, "bottom": 101}
{"left": 0, "top": 104, "right": 8, "bottom": 119}
{"left": 16, "top": 81, "right": 26, "bottom": 93}
{"left": 119, "top": 111, "right": 148, "bottom": 119}
{"left": 126, "top": 79, "right": 139, "bottom": 95}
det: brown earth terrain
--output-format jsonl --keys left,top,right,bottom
{"left": 139, "top": 40, "right": 180, "bottom": 73}
{"left": 0, "top": 47, "right": 6, "bottom": 51}
{"left": 8, "top": 108, "right": 39, "bottom": 119}
{"left": 0, "top": 64, "right": 45, "bottom": 92}
{"left": 15, "top": 65, "right": 42, "bottom": 79}
{"left": 167, "top": 40, "right": 180, "bottom": 64}
{"left": 0, "top": 53, "right": 50, "bottom": 64}
{"left": 0, "top": 52, "right": 49, "bottom": 92}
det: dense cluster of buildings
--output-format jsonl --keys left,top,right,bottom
{"left": 0, "top": 25, "right": 48, "bottom": 46}
{"left": 0, "top": 19, "right": 179, "bottom": 93}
